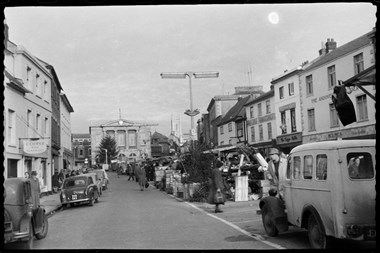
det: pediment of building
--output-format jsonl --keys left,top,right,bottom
{"left": 101, "top": 119, "right": 145, "bottom": 127}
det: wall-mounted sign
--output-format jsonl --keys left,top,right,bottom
{"left": 21, "top": 139, "right": 49, "bottom": 157}
{"left": 276, "top": 132, "right": 302, "bottom": 145}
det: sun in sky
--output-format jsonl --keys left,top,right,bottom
{"left": 268, "top": 12, "right": 280, "bottom": 24}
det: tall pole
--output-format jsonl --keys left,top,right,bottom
{"left": 105, "top": 150, "right": 108, "bottom": 165}
{"left": 187, "top": 73, "right": 194, "bottom": 136}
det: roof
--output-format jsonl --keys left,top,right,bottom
{"left": 72, "top": 133, "right": 91, "bottom": 138}
{"left": 245, "top": 89, "right": 274, "bottom": 106}
{"left": 60, "top": 93, "right": 74, "bottom": 112}
{"left": 290, "top": 139, "right": 375, "bottom": 154}
{"left": 304, "top": 30, "right": 373, "bottom": 71}
{"left": 217, "top": 95, "right": 251, "bottom": 126}
{"left": 207, "top": 94, "right": 242, "bottom": 112}
{"left": 152, "top": 131, "right": 170, "bottom": 142}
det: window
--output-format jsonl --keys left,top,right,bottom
{"left": 356, "top": 95, "right": 368, "bottom": 121}
{"left": 293, "top": 156, "right": 301, "bottom": 180}
{"left": 288, "top": 82, "right": 294, "bottom": 96}
{"left": 8, "top": 109, "right": 16, "bottom": 145}
{"left": 290, "top": 109, "right": 296, "bottom": 132}
{"left": 249, "top": 106, "right": 254, "bottom": 118}
{"left": 220, "top": 126, "right": 224, "bottom": 135}
{"left": 303, "top": 155, "right": 313, "bottom": 179}
{"left": 26, "top": 66, "right": 32, "bottom": 90}
{"left": 106, "top": 130, "right": 115, "bottom": 139}
{"left": 140, "top": 133, "right": 146, "bottom": 146}
{"left": 306, "top": 75, "right": 313, "bottom": 96}
{"left": 329, "top": 103, "right": 339, "bottom": 127}
{"left": 258, "top": 103, "right": 262, "bottom": 117}
{"left": 128, "top": 130, "right": 137, "bottom": 147}
{"left": 347, "top": 152, "right": 374, "bottom": 179}
{"left": 280, "top": 111, "right": 287, "bottom": 134}
{"left": 236, "top": 122, "right": 243, "bottom": 137}
{"left": 35, "top": 73, "right": 40, "bottom": 96}
{"left": 250, "top": 126, "right": 255, "bottom": 142}
{"left": 259, "top": 125, "right": 263, "bottom": 141}
{"left": 267, "top": 122, "right": 272, "bottom": 139}
{"left": 228, "top": 122, "right": 232, "bottom": 132}
{"left": 43, "top": 80, "right": 48, "bottom": 100}
{"left": 354, "top": 53, "right": 364, "bottom": 75}
{"left": 117, "top": 130, "right": 126, "bottom": 146}
{"left": 36, "top": 114, "right": 41, "bottom": 133}
{"left": 316, "top": 154, "right": 327, "bottom": 180}
{"left": 327, "top": 65, "right": 336, "bottom": 89}
{"left": 266, "top": 100, "right": 271, "bottom": 114}
{"left": 279, "top": 86, "right": 284, "bottom": 99}
{"left": 79, "top": 148, "right": 84, "bottom": 157}
{"left": 308, "top": 109, "right": 316, "bottom": 131}
{"left": 44, "top": 117, "right": 48, "bottom": 135}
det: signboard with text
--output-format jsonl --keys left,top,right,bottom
{"left": 21, "top": 139, "right": 49, "bottom": 158}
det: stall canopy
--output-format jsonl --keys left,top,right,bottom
{"left": 203, "top": 145, "right": 237, "bottom": 154}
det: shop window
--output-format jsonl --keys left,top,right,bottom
{"left": 7, "top": 159, "right": 18, "bottom": 178}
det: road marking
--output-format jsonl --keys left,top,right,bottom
{"left": 184, "top": 201, "right": 286, "bottom": 250}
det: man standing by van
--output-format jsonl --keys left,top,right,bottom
{"left": 265, "top": 148, "right": 287, "bottom": 199}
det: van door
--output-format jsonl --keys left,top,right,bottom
{"left": 338, "top": 147, "right": 376, "bottom": 236}
{"left": 283, "top": 155, "right": 297, "bottom": 224}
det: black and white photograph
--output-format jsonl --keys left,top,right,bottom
{"left": 3, "top": 2, "right": 376, "bottom": 250}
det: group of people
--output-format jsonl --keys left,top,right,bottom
{"left": 207, "top": 147, "right": 286, "bottom": 213}
{"left": 125, "top": 161, "right": 148, "bottom": 191}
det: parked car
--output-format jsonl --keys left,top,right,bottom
{"left": 4, "top": 178, "right": 48, "bottom": 249}
{"left": 259, "top": 140, "right": 376, "bottom": 249}
{"left": 93, "top": 169, "right": 109, "bottom": 191}
{"left": 60, "top": 173, "right": 100, "bottom": 209}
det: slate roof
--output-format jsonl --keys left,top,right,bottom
{"left": 304, "top": 30, "right": 373, "bottom": 71}
{"left": 72, "top": 133, "right": 91, "bottom": 138}
{"left": 217, "top": 95, "right": 251, "bottom": 126}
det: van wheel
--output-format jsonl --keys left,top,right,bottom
{"left": 261, "top": 204, "right": 278, "bottom": 237}
{"left": 308, "top": 214, "right": 333, "bottom": 249}
{"left": 35, "top": 214, "right": 48, "bottom": 239}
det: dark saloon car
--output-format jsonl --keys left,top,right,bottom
{"left": 4, "top": 178, "right": 48, "bottom": 249}
{"left": 60, "top": 173, "right": 100, "bottom": 209}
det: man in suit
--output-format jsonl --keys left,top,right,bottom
{"left": 264, "top": 148, "right": 287, "bottom": 199}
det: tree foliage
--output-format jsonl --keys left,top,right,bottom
{"left": 97, "top": 135, "right": 119, "bottom": 164}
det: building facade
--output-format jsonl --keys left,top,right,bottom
{"left": 245, "top": 89, "right": 277, "bottom": 157}
{"left": 60, "top": 93, "right": 74, "bottom": 172}
{"left": 300, "top": 30, "right": 376, "bottom": 143}
{"left": 72, "top": 133, "right": 92, "bottom": 168}
{"left": 90, "top": 119, "right": 155, "bottom": 164}
{"left": 4, "top": 28, "right": 53, "bottom": 193}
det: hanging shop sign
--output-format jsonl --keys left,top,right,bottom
{"left": 21, "top": 139, "right": 49, "bottom": 157}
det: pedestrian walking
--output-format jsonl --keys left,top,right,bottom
{"left": 134, "top": 163, "right": 140, "bottom": 183}
{"left": 127, "top": 164, "right": 135, "bottom": 181}
{"left": 208, "top": 160, "right": 228, "bottom": 213}
{"left": 138, "top": 162, "right": 147, "bottom": 191}
{"left": 265, "top": 148, "right": 287, "bottom": 199}
{"left": 52, "top": 170, "right": 60, "bottom": 193}
{"left": 30, "top": 171, "right": 41, "bottom": 209}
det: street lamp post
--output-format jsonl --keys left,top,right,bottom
{"left": 160, "top": 71, "right": 219, "bottom": 140}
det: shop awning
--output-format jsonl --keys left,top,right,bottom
{"left": 203, "top": 145, "right": 237, "bottom": 154}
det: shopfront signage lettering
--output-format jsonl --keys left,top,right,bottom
{"left": 277, "top": 132, "right": 302, "bottom": 144}
{"left": 247, "top": 118, "right": 258, "bottom": 126}
{"left": 258, "top": 113, "right": 275, "bottom": 123}
{"left": 311, "top": 94, "right": 332, "bottom": 103}
{"left": 23, "top": 139, "right": 48, "bottom": 154}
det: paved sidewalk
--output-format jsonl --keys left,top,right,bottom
{"left": 40, "top": 192, "right": 62, "bottom": 216}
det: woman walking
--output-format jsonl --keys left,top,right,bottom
{"left": 137, "top": 162, "right": 147, "bottom": 191}
{"left": 30, "top": 171, "right": 41, "bottom": 209}
{"left": 208, "top": 160, "right": 227, "bottom": 213}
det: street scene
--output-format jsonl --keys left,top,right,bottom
{"left": 3, "top": 3, "right": 376, "bottom": 251}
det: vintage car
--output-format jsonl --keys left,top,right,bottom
{"left": 60, "top": 173, "right": 100, "bottom": 208}
{"left": 4, "top": 178, "right": 48, "bottom": 249}
{"left": 93, "top": 169, "right": 109, "bottom": 191}
{"left": 259, "top": 140, "right": 376, "bottom": 249}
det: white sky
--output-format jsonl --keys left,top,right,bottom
{"left": 4, "top": 4, "right": 377, "bottom": 136}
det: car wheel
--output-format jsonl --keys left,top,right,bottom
{"left": 35, "top": 214, "right": 48, "bottom": 239}
{"left": 89, "top": 195, "right": 95, "bottom": 206}
{"left": 22, "top": 221, "right": 34, "bottom": 249}
{"left": 261, "top": 204, "right": 279, "bottom": 237}
{"left": 308, "top": 214, "right": 333, "bottom": 249}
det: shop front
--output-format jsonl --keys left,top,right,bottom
{"left": 276, "top": 132, "right": 302, "bottom": 154}
{"left": 248, "top": 139, "right": 276, "bottom": 159}
{"left": 20, "top": 138, "right": 51, "bottom": 194}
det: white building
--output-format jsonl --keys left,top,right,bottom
{"left": 300, "top": 30, "right": 376, "bottom": 143}
{"left": 245, "top": 89, "right": 277, "bottom": 156}
{"left": 60, "top": 93, "right": 74, "bottom": 172}
{"left": 4, "top": 25, "right": 53, "bottom": 193}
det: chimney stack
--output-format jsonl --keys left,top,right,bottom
{"left": 325, "top": 38, "right": 337, "bottom": 53}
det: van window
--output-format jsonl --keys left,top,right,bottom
{"left": 303, "top": 155, "right": 313, "bottom": 179}
{"left": 88, "top": 177, "right": 94, "bottom": 184}
{"left": 286, "top": 157, "right": 291, "bottom": 179}
{"left": 293, "top": 156, "right": 301, "bottom": 180}
{"left": 316, "top": 154, "right": 327, "bottom": 180}
{"left": 346, "top": 152, "right": 374, "bottom": 179}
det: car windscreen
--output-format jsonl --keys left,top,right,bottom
{"left": 64, "top": 177, "right": 87, "bottom": 188}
